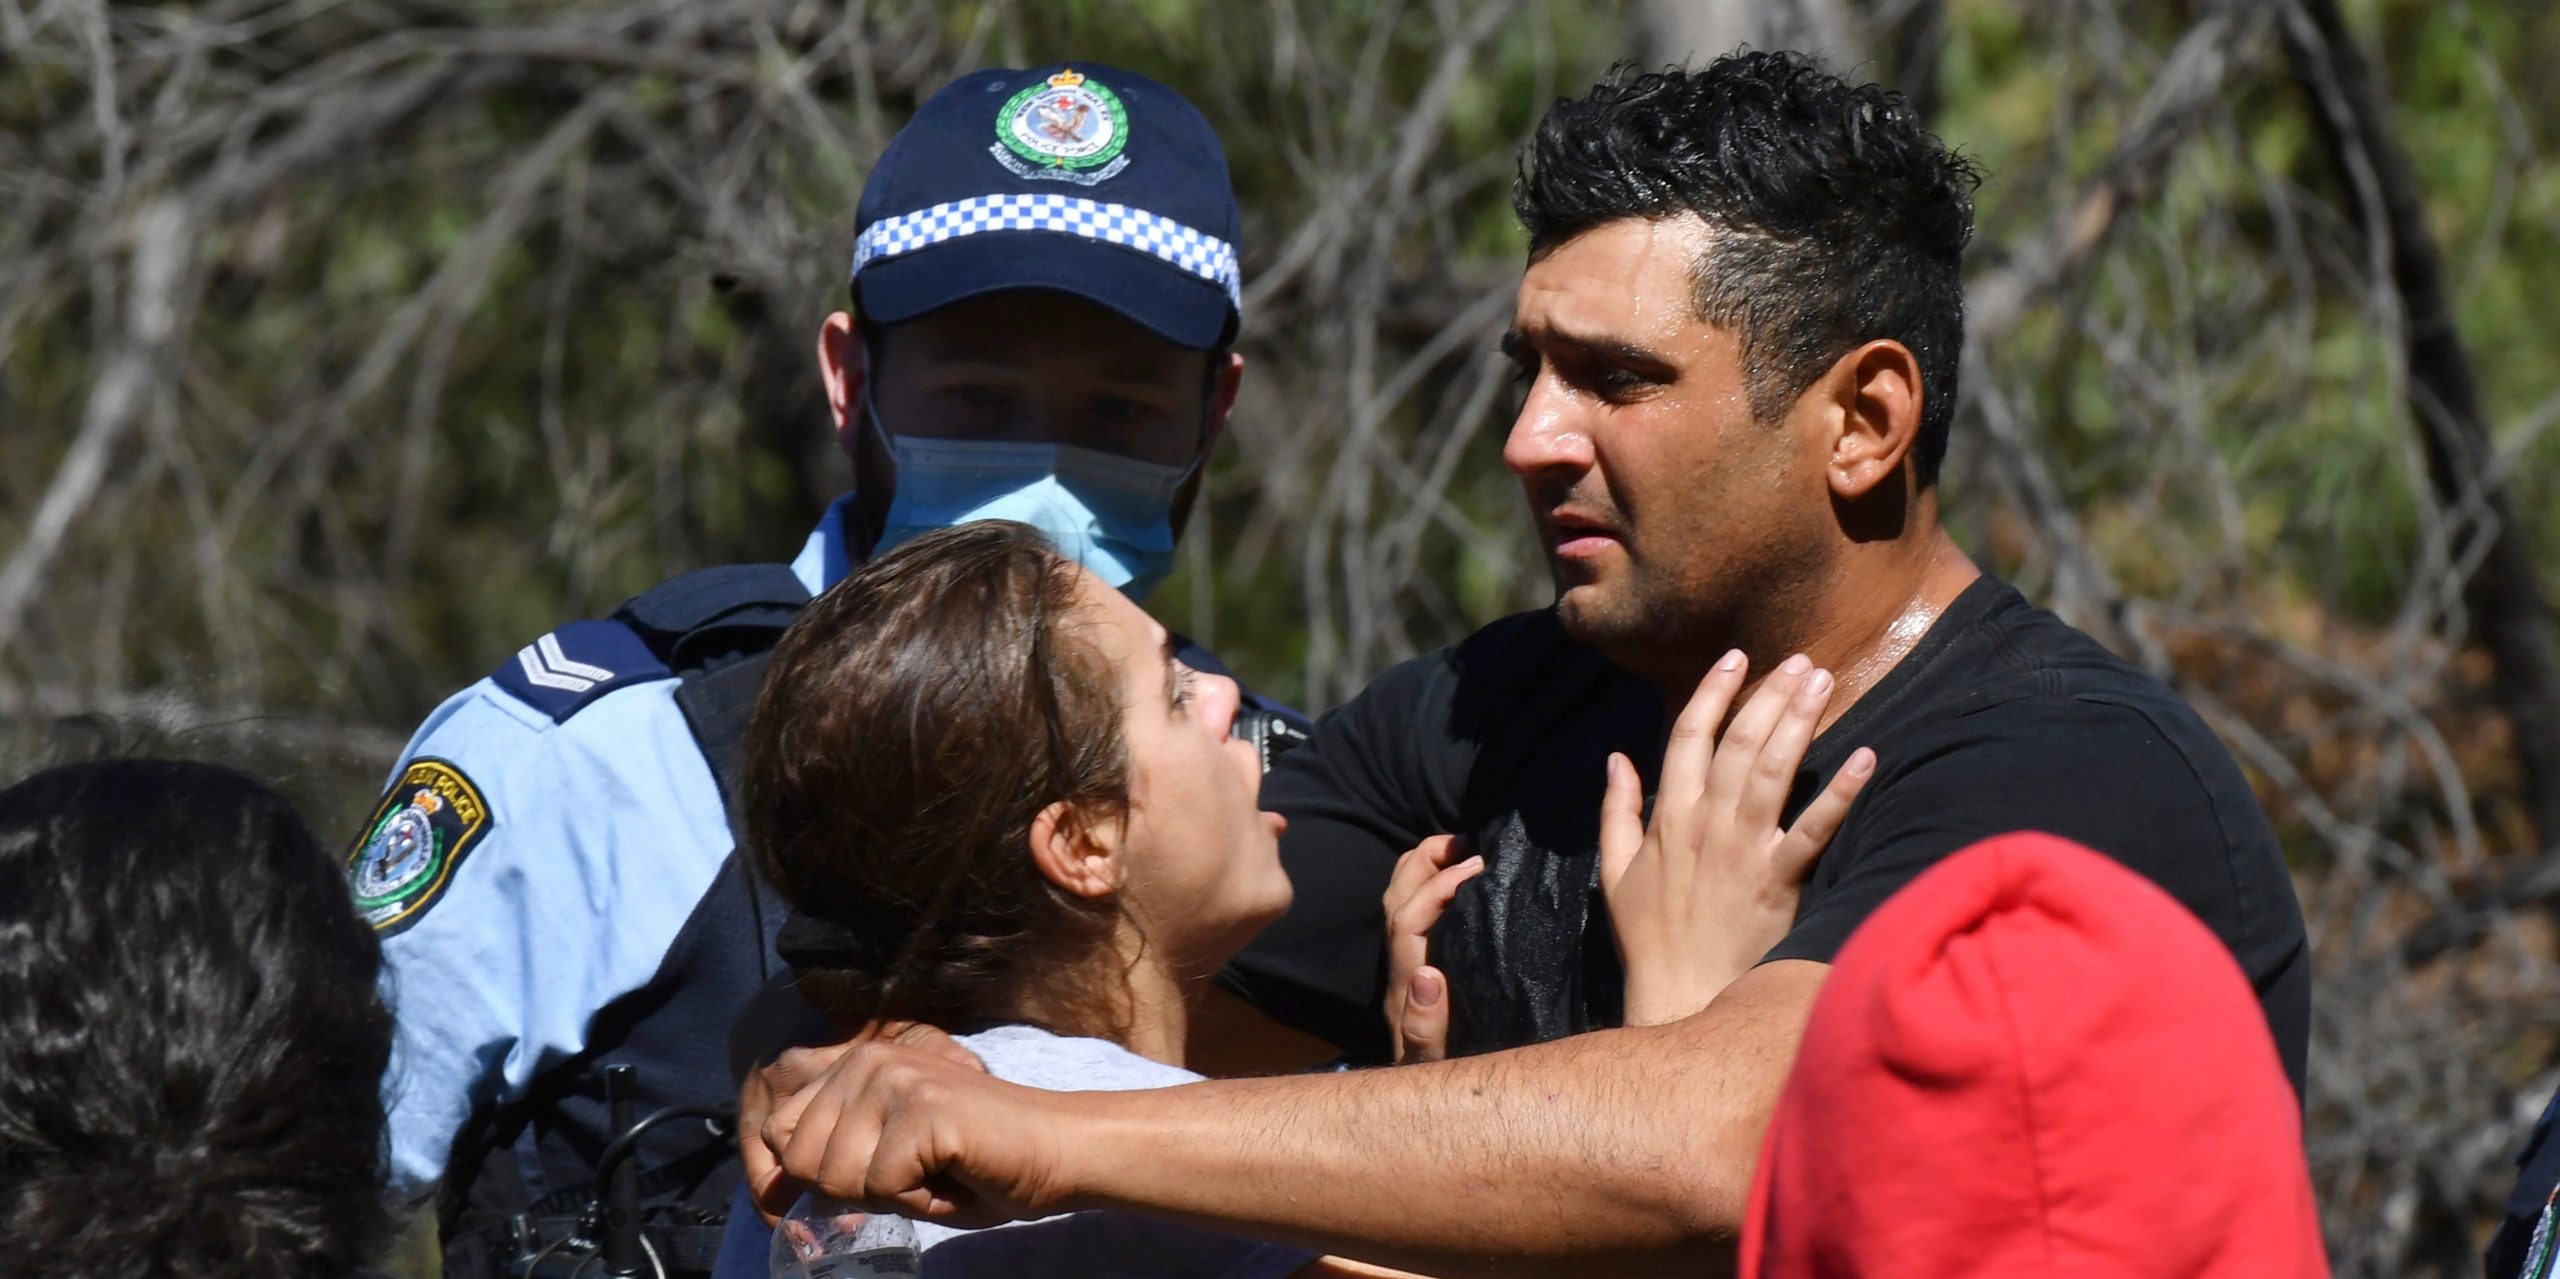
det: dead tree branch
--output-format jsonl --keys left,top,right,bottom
{"left": 2282, "top": 0, "right": 2560, "bottom": 849}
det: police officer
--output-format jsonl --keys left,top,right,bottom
{"left": 346, "top": 63, "right": 1297, "bottom": 1277}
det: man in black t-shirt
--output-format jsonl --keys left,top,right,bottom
{"left": 1227, "top": 581, "right": 2309, "bottom": 1093}
{"left": 741, "top": 53, "right": 2309, "bottom": 1274}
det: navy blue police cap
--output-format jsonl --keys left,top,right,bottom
{"left": 850, "top": 63, "right": 1242, "bottom": 351}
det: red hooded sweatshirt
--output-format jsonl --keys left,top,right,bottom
{"left": 1739, "top": 832, "right": 2328, "bottom": 1277}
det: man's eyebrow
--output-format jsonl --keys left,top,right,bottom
{"left": 1495, "top": 322, "right": 1679, "bottom": 376}
{"left": 1531, "top": 325, "right": 1678, "bottom": 375}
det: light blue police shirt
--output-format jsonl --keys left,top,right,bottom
{"left": 369, "top": 497, "right": 855, "bottom": 1194}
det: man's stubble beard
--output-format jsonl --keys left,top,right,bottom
{"left": 1556, "top": 524, "right": 1833, "bottom": 689}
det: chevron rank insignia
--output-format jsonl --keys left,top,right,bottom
{"left": 489, "top": 618, "right": 671, "bottom": 722}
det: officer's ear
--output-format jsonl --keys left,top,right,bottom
{"left": 1028, "top": 799, "right": 1124, "bottom": 901}
{"left": 1171, "top": 351, "right": 1245, "bottom": 538}
{"left": 1209, "top": 351, "right": 1243, "bottom": 436}
{"left": 818, "top": 312, "right": 868, "bottom": 455}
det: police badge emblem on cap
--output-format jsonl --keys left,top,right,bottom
{"left": 991, "top": 68, "right": 1131, "bottom": 185}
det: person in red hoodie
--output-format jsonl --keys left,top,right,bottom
{"left": 1739, "top": 830, "right": 2329, "bottom": 1277}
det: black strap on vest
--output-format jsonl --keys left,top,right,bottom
{"left": 612, "top": 562, "right": 810, "bottom": 825}
{"left": 603, "top": 561, "right": 810, "bottom": 829}
{"left": 612, "top": 563, "right": 812, "bottom": 675}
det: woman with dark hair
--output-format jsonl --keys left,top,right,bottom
{"left": 727, "top": 520, "right": 1858, "bottom": 1277}
{"left": 739, "top": 519, "right": 1330, "bottom": 1276}
{"left": 0, "top": 759, "right": 395, "bottom": 1279}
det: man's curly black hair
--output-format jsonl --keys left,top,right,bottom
{"left": 0, "top": 759, "right": 394, "bottom": 1279}
{"left": 1515, "top": 51, "right": 1981, "bottom": 486}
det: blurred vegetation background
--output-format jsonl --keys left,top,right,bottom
{"left": 7, "top": 0, "right": 2559, "bottom": 1271}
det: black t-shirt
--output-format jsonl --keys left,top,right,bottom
{"left": 1224, "top": 576, "right": 2310, "bottom": 1094}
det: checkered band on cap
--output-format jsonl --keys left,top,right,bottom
{"left": 851, "top": 193, "right": 1242, "bottom": 310}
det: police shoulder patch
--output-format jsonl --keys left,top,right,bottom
{"left": 347, "top": 757, "right": 492, "bottom": 936}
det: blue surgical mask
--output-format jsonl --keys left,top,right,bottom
{"left": 867, "top": 399, "right": 1193, "bottom": 600}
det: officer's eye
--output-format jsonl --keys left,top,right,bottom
{"left": 1169, "top": 664, "right": 1197, "bottom": 714}
{"left": 1091, "top": 395, "right": 1153, "bottom": 427}
{"left": 940, "top": 384, "right": 1017, "bottom": 420}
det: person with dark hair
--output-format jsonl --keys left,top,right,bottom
{"left": 741, "top": 49, "right": 2309, "bottom": 1274}
{"left": 352, "top": 61, "right": 1307, "bottom": 1276}
{"left": 0, "top": 759, "right": 395, "bottom": 1279}
{"left": 725, "top": 520, "right": 1319, "bottom": 1277}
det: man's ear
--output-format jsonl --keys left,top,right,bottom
{"left": 1028, "top": 800, "right": 1123, "bottom": 901}
{"left": 818, "top": 312, "right": 867, "bottom": 455}
{"left": 1821, "top": 339, "right": 1922, "bottom": 501}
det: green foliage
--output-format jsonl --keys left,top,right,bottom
{"left": 1939, "top": 0, "right": 2560, "bottom": 630}
{"left": 9, "top": 3, "right": 2560, "bottom": 1270}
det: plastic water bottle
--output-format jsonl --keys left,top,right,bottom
{"left": 768, "top": 1193, "right": 920, "bottom": 1278}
